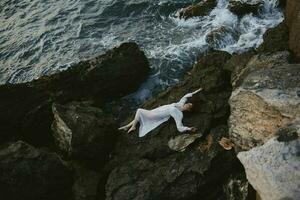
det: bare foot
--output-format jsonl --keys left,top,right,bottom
{"left": 127, "top": 126, "right": 136, "bottom": 133}
{"left": 219, "top": 137, "right": 234, "bottom": 150}
{"left": 118, "top": 125, "right": 130, "bottom": 131}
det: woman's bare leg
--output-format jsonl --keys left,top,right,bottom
{"left": 127, "top": 108, "right": 143, "bottom": 133}
{"left": 118, "top": 120, "right": 134, "bottom": 131}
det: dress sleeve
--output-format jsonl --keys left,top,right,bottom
{"left": 170, "top": 108, "right": 191, "bottom": 132}
{"left": 177, "top": 89, "right": 201, "bottom": 105}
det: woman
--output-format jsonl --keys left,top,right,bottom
{"left": 119, "top": 88, "right": 202, "bottom": 137}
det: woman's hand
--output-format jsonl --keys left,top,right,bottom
{"left": 192, "top": 88, "right": 203, "bottom": 94}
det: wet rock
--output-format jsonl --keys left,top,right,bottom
{"left": 229, "top": 53, "right": 300, "bottom": 151}
{"left": 179, "top": 0, "right": 217, "bottom": 20}
{"left": 0, "top": 141, "right": 73, "bottom": 200}
{"left": 286, "top": 0, "right": 300, "bottom": 61}
{"left": 0, "top": 42, "right": 149, "bottom": 146}
{"left": 51, "top": 102, "right": 118, "bottom": 169}
{"left": 238, "top": 121, "right": 300, "bottom": 200}
{"left": 257, "top": 22, "right": 289, "bottom": 53}
{"left": 104, "top": 51, "right": 240, "bottom": 200}
{"left": 228, "top": 0, "right": 262, "bottom": 16}
{"left": 205, "top": 26, "right": 239, "bottom": 49}
{"left": 168, "top": 133, "right": 202, "bottom": 152}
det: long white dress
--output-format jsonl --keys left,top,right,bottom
{"left": 137, "top": 91, "right": 196, "bottom": 137}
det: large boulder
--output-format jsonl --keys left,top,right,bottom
{"left": 229, "top": 53, "right": 300, "bottom": 152}
{"left": 51, "top": 102, "right": 118, "bottom": 169}
{"left": 0, "top": 42, "right": 149, "bottom": 146}
{"left": 285, "top": 0, "right": 300, "bottom": 61}
{"left": 0, "top": 141, "right": 73, "bottom": 200}
{"left": 238, "top": 120, "right": 300, "bottom": 200}
{"left": 228, "top": 0, "right": 263, "bottom": 17}
{"left": 257, "top": 22, "right": 289, "bottom": 53}
{"left": 103, "top": 51, "right": 245, "bottom": 200}
{"left": 179, "top": 0, "right": 217, "bottom": 20}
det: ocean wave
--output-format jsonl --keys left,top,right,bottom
{"left": 0, "top": 0, "right": 283, "bottom": 100}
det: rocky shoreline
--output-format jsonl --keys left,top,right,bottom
{"left": 0, "top": 1, "right": 299, "bottom": 200}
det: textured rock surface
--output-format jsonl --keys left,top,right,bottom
{"left": 51, "top": 102, "right": 118, "bottom": 169}
{"left": 0, "top": 141, "right": 73, "bottom": 200}
{"left": 238, "top": 121, "right": 300, "bottom": 200}
{"left": 229, "top": 55, "right": 300, "bottom": 151}
{"left": 228, "top": 51, "right": 290, "bottom": 88}
{"left": 168, "top": 133, "right": 202, "bottom": 152}
{"left": 0, "top": 42, "right": 149, "bottom": 146}
{"left": 103, "top": 51, "right": 245, "bottom": 200}
{"left": 179, "top": 0, "right": 217, "bottom": 20}
{"left": 228, "top": 0, "right": 262, "bottom": 16}
{"left": 286, "top": 0, "right": 300, "bottom": 61}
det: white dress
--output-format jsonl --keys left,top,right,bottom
{"left": 137, "top": 91, "right": 196, "bottom": 137}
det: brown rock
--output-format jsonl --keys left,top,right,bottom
{"left": 228, "top": 53, "right": 300, "bottom": 152}
{"left": 228, "top": 0, "right": 262, "bottom": 16}
{"left": 257, "top": 22, "right": 289, "bottom": 53}
{"left": 285, "top": 0, "right": 300, "bottom": 61}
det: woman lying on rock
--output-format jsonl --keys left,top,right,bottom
{"left": 119, "top": 88, "right": 203, "bottom": 137}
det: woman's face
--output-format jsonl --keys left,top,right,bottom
{"left": 183, "top": 103, "right": 193, "bottom": 111}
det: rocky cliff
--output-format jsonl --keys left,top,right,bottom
{"left": 226, "top": 1, "right": 300, "bottom": 198}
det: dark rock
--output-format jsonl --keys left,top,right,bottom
{"left": 0, "top": 42, "right": 149, "bottom": 146}
{"left": 228, "top": 0, "right": 262, "bottom": 17}
{"left": 285, "top": 0, "right": 300, "bottom": 61}
{"left": 257, "top": 22, "right": 289, "bottom": 53}
{"left": 278, "top": 0, "right": 287, "bottom": 8}
{"left": 224, "top": 50, "right": 256, "bottom": 88}
{"left": 51, "top": 102, "right": 118, "bottom": 169}
{"left": 103, "top": 51, "right": 239, "bottom": 200}
{"left": 0, "top": 141, "right": 73, "bottom": 200}
{"left": 205, "top": 26, "right": 239, "bottom": 49}
{"left": 71, "top": 162, "right": 100, "bottom": 200}
{"left": 179, "top": 0, "right": 217, "bottom": 20}
{"left": 276, "top": 120, "right": 299, "bottom": 142}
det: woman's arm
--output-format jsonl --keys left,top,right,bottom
{"left": 171, "top": 110, "right": 190, "bottom": 132}
{"left": 177, "top": 88, "right": 202, "bottom": 105}
{"left": 170, "top": 107, "right": 197, "bottom": 132}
